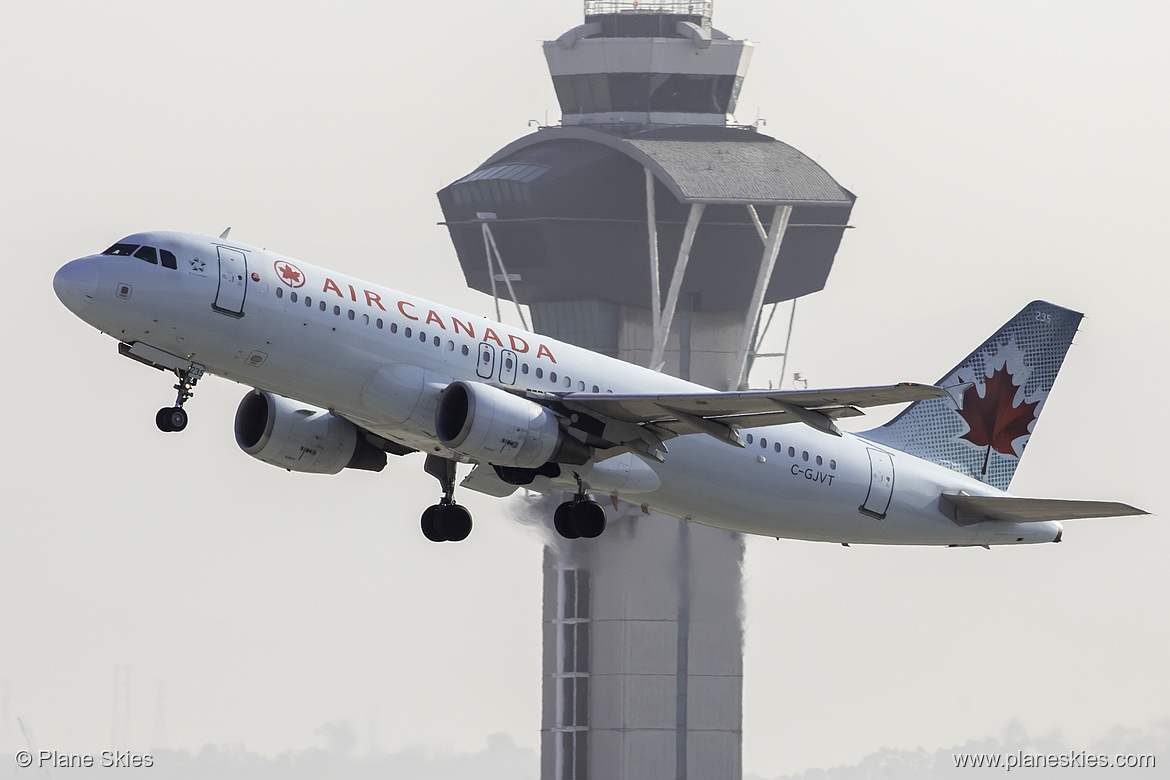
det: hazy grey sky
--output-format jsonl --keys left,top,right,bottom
{"left": 2, "top": 1, "right": 1167, "bottom": 777}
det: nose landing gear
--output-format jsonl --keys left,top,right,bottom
{"left": 421, "top": 454, "right": 473, "bottom": 542}
{"left": 155, "top": 364, "right": 204, "bottom": 432}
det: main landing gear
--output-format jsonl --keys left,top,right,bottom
{"left": 553, "top": 475, "right": 607, "bottom": 540}
{"left": 155, "top": 364, "right": 204, "bottom": 433}
{"left": 421, "top": 454, "right": 473, "bottom": 543}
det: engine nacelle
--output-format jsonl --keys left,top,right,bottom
{"left": 435, "top": 381, "right": 589, "bottom": 468}
{"left": 234, "top": 390, "right": 387, "bottom": 474}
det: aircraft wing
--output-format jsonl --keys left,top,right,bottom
{"left": 941, "top": 494, "right": 1148, "bottom": 525}
{"left": 553, "top": 383, "right": 945, "bottom": 454}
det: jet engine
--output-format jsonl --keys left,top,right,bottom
{"left": 435, "top": 381, "right": 589, "bottom": 468}
{"left": 234, "top": 390, "right": 387, "bottom": 474}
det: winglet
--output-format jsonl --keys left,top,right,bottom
{"left": 219, "top": 227, "right": 231, "bottom": 239}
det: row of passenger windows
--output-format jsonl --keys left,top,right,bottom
{"left": 103, "top": 243, "right": 178, "bottom": 270}
{"left": 274, "top": 286, "right": 609, "bottom": 393}
{"left": 743, "top": 432, "right": 837, "bottom": 470}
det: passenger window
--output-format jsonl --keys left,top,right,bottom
{"left": 505, "top": 356, "right": 514, "bottom": 369}
{"left": 305, "top": 296, "right": 312, "bottom": 307}
{"left": 447, "top": 340, "right": 454, "bottom": 351}
{"left": 320, "top": 301, "right": 326, "bottom": 312}
{"left": 290, "top": 292, "right": 298, "bottom": 303}
{"left": 391, "top": 323, "right": 398, "bottom": 334}
{"left": 829, "top": 459, "right": 837, "bottom": 470}
{"left": 745, "top": 433, "right": 754, "bottom": 444}
{"left": 774, "top": 442, "right": 781, "bottom": 453}
{"left": 102, "top": 243, "right": 138, "bottom": 256}
{"left": 522, "top": 363, "right": 529, "bottom": 374}
{"left": 376, "top": 318, "right": 383, "bottom": 329}
{"left": 550, "top": 372, "right": 557, "bottom": 383}
{"left": 419, "top": 331, "right": 426, "bottom": 342}
{"left": 816, "top": 455, "right": 823, "bottom": 466}
{"left": 802, "top": 451, "right": 809, "bottom": 462}
{"left": 577, "top": 381, "right": 585, "bottom": 391}
{"left": 788, "top": 446, "right": 795, "bottom": 457}
{"left": 276, "top": 287, "right": 283, "bottom": 299}
{"left": 160, "top": 249, "right": 178, "bottom": 269}
{"left": 760, "top": 438, "right": 767, "bottom": 448}
{"left": 592, "top": 385, "right": 599, "bottom": 393}
{"left": 363, "top": 313, "right": 370, "bottom": 325}
{"left": 564, "top": 376, "right": 572, "bottom": 388}
{"left": 433, "top": 336, "right": 441, "bottom": 347}
{"left": 333, "top": 305, "right": 341, "bottom": 316}
{"left": 405, "top": 327, "right": 412, "bottom": 338}
{"left": 348, "top": 309, "right": 355, "bottom": 320}
{"left": 461, "top": 344, "right": 469, "bottom": 356}
{"left": 134, "top": 245, "right": 158, "bottom": 264}
{"left": 536, "top": 368, "right": 544, "bottom": 379}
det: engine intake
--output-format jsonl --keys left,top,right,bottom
{"left": 435, "top": 381, "right": 589, "bottom": 467}
{"left": 235, "top": 390, "right": 387, "bottom": 474}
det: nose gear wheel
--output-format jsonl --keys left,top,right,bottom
{"left": 155, "top": 363, "right": 204, "bottom": 432}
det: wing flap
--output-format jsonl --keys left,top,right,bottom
{"left": 563, "top": 383, "right": 944, "bottom": 425}
{"left": 941, "top": 493, "right": 1148, "bottom": 526}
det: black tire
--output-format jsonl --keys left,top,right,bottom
{"left": 437, "top": 504, "right": 472, "bottom": 542}
{"left": 421, "top": 505, "right": 446, "bottom": 542}
{"left": 572, "top": 500, "right": 607, "bottom": 539}
{"left": 554, "top": 501, "right": 579, "bottom": 539}
{"left": 155, "top": 407, "right": 175, "bottom": 432}
{"left": 167, "top": 407, "right": 188, "bottom": 432}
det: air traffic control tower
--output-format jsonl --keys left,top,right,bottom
{"left": 437, "top": 3, "right": 854, "bottom": 778}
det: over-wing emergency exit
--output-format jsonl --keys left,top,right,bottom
{"left": 53, "top": 231, "right": 1145, "bottom": 545}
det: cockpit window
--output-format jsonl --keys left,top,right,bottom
{"left": 103, "top": 243, "right": 139, "bottom": 256}
{"left": 160, "top": 249, "right": 177, "bottom": 269}
{"left": 134, "top": 245, "right": 158, "bottom": 264}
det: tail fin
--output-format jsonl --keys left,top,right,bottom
{"left": 863, "top": 301, "right": 1083, "bottom": 490}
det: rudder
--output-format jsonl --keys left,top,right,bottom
{"left": 863, "top": 301, "right": 1083, "bottom": 491}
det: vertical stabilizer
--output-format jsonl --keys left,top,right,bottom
{"left": 863, "top": 301, "right": 1082, "bottom": 490}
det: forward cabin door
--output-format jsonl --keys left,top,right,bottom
{"left": 860, "top": 448, "right": 895, "bottom": 519}
{"left": 213, "top": 246, "right": 248, "bottom": 316}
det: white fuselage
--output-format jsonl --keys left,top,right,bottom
{"left": 54, "top": 231, "right": 1062, "bottom": 546}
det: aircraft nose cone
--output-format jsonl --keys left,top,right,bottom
{"left": 54, "top": 258, "right": 99, "bottom": 313}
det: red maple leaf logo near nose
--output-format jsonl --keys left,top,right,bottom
{"left": 274, "top": 261, "right": 305, "bottom": 288}
{"left": 957, "top": 365, "right": 1040, "bottom": 475}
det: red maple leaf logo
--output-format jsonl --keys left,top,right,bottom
{"left": 957, "top": 365, "right": 1040, "bottom": 475}
{"left": 274, "top": 261, "right": 305, "bottom": 288}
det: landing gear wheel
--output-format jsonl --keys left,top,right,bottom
{"left": 571, "top": 500, "right": 607, "bottom": 539}
{"left": 421, "top": 505, "right": 446, "bottom": 542}
{"left": 554, "top": 501, "right": 579, "bottom": 539}
{"left": 436, "top": 504, "right": 473, "bottom": 542}
{"left": 156, "top": 406, "right": 187, "bottom": 432}
{"left": 155, "top": 363, "right": 203, "bottom": 433}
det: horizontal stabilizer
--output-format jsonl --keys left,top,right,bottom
{"left": 941, "top": 493, "right": 1148, "bottom": 526}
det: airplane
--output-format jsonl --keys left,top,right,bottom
{"left": 52, "top": 230, "right": 1145, "bottom": 546}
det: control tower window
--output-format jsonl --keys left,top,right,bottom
{"left": 553, "top": 73, "right": 742, "bottom": 115}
